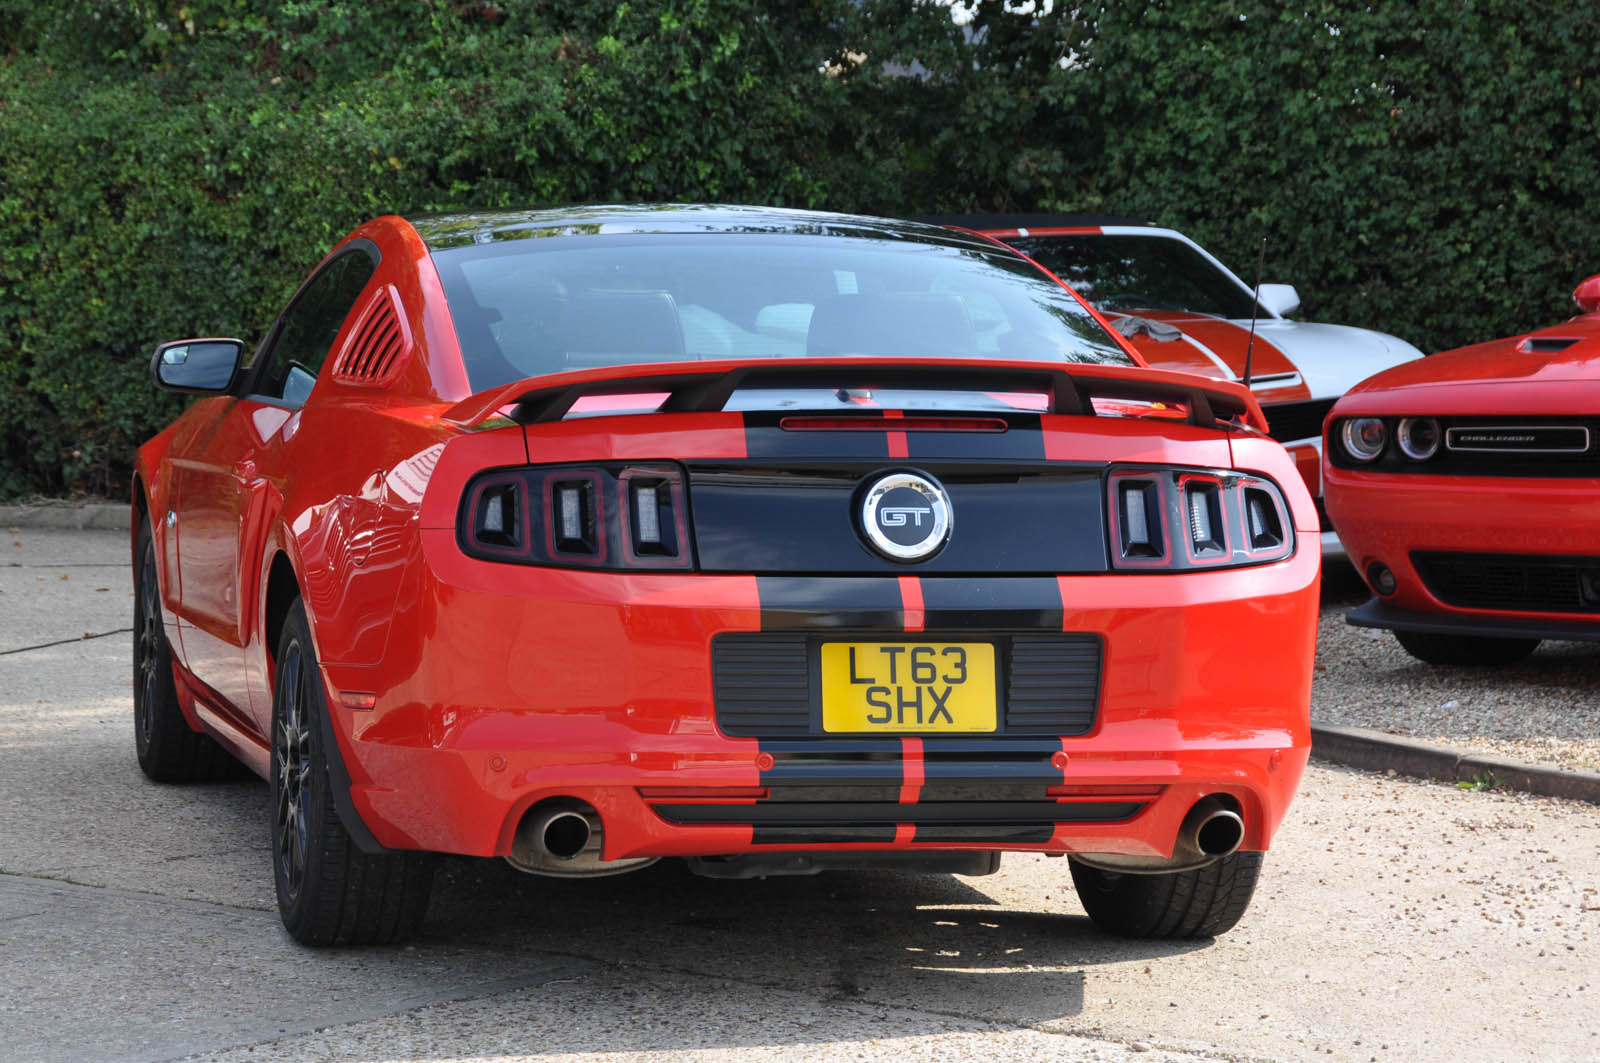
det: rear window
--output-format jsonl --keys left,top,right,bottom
{"left": 429, "top": 233, "right": 1134, "bottom": 392}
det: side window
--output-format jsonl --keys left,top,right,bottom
{"left": 252, "top": 250, "right": 378, "bottom": 405}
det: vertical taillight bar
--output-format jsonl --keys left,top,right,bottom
{"left": 1238, "top": 477, "right": 1292, "bottom": 562}
{"left": 547, "top": 473, "right": 605, "bottom": 560}
{"left": 618, "top": 466, "right": 690, "bottom": 567}
{"left": 1106, "top": 471, "right": 1171, "bottom": 567}
{"left": 1178, "top": 474, "right": 1229, "bottom": 565}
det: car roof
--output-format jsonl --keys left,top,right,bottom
{"left": 914, "top": 213, "right": 1157, "bottom": 232}
{"left": 406, "top": 204, "right": 1008, "bottom": 254}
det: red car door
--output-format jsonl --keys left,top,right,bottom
{"left": 173, "top": 247, "right": 380, "bottom": 735}
{"left": 169, "top": 399, "right": 266, "bottom": 721}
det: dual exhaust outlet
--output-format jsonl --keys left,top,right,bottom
{"left": 509, "top": 793, "right": 1244, "bottom": 878}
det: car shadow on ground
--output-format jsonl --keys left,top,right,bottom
{"left": 416, "top": 853, "right": 1213, "bottom": 1030}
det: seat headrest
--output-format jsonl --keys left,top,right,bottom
{"left": 806, "top": 293, "right": 978, "bottom": 356}
{"left": 563, "top": 289, "right": 686, "bottom": 358}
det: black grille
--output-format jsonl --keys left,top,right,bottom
{"left": 712, "top": 635, "right": 811, "bottom": 736}
{"left": 712, "top": 631, "right": 1102, "bottom": 737}
{"left": 1412, "top": 552, "right": 1600, "bottom": 614}
{"left": 1005, "top": 635, "right": 1102, "bottom": 731}
{"left": 1262, "top": 398, "right": 1337, "bottom": 445}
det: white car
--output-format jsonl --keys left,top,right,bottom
{"left": 925, "top": 214, "right": 1425, "bottom": 557}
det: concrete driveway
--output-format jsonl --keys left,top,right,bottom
{"left": 2, "top": 529, "right": 1597, "bottom": 1062}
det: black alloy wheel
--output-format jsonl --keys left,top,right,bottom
{"left": 270, "top": 599, "right": 435, "bottom": 946}
{"left": 272, "top": 636, "right": 314, "bottom": 910}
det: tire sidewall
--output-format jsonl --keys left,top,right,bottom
{"left": 132, "top": 522, "right": 176, "bottom": 768}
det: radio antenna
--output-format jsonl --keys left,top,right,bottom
{"left": 1242, "top": 237, "right": 1267, "bottom": 392}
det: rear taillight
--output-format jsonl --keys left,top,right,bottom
{"left": 460, "top": 463, "right": 692, "bottom": 570}
{"left": 1108, "top": 473, "right": 1170, "bottom": 566}
{"left": 617, "top": 468, "right": 688, "bottom": 566}
{"left": 1107, "top": 466, "right": 1294, "bottom": 570}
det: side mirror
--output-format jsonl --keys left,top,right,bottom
{"left": 1255, "top": 283, "right": 1301, "bottom": 318}
{"left": 1572, "top": 274, "right": 1600, "bottom": 315}
{"left": 150, "top": 338, "right": 245, "bottom": 394}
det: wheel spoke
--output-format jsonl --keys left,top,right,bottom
{"left": 134, "top": 552, "right": 162, "bottom": 744}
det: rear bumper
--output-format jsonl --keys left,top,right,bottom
{"left": 319, "top": 536, "right": 1319, "bottom": 864}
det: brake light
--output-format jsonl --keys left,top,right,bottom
{"left": 1107, "top": 465, "right": 1294, "bottom": 570}
{"left": 1179, "top": 474, "right": 1227, "bottom": 563}
{"left": 549, "top": 473, "right": 604, "bottom": 560}
{"left": 1108, "top": 472, "right": 1170, "bottom": 566}
{"left": 460, "top": 463, "right": 692, "bottom": 570}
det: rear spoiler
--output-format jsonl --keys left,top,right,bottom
{"left": 443, "top": 356, "right": 1268, "bottom": 433}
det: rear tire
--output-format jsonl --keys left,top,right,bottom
{"left": 1069, "top": 851, "right": 1263, "bottom": 939}
{"left": 133, "top": 521, "right": 240, "bottom": 782}
{"left": 271, "top": 599, "right": 434, "bottom": 946}
{"left": 1393, "top": 629, "right": 1539, "bottom": 666}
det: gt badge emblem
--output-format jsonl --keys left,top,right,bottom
{"left": 860, "top": 471, "right": 952, "bottom": 562}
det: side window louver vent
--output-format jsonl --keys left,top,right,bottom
{"left": 333, "top": 285, "right": 412, "bottom": 387}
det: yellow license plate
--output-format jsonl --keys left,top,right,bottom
{"left": 819, "top": 642, "right": 997, "bottom": 734}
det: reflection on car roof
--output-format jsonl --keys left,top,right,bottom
{"left": 408, "top": 204, "right": 1004, "bottom": 253}
{"left": 913, "top": 213, "right": 1157, "bottom": 231}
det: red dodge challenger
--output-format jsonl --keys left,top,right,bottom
{"left": 132, "top": 206, "right": 1319, "bottom": 945}
{"left": 1323, "top": 273, "right": 1600, "bottom": 664}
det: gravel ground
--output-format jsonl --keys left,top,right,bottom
{"left": 1313, "top": 565, "right": 1600, "bottom": 775}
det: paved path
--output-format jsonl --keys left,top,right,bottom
{"left": 2, "top": 529, "right": 1597, "bottom": 1062}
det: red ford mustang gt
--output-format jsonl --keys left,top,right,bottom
{"left": 132, "top": 206, "right": 1319, "bottom": 946}
{"left": 1323, "top": 273, "right": 1600, "bottom": 665}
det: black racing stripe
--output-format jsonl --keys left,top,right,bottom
{"left": 752, "top": 827, "right": 899, "bottom": 845}
{"left": 756, "top": 577, "right": 905, "bottom": 630}
{"left": 912, "top": 824, "right": 1057, "bottom": 844}
{"left": 918, "top": 577, "right": 1065, "bottom": 630}
{"left": 904, "top": 413, "right": 1048, "bottom": 461}
{"left": 742, "top": 411, "right": 891, "bottom": 460}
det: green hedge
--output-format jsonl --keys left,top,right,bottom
{"left": 3, "top": 1, "right": 1597, "bottom": 498}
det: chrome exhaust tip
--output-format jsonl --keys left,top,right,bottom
{"left": 1071, "top": 794, "right": 1245, "bottom": 875}
{"left": 505, "top": 799, "right": 657, "bottom": 878}
{"left": 536, "top": 809, "right": 593, "bottom": 861}
{"left": 1187, "top": 797, "right": 1244, "bottom": 859}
